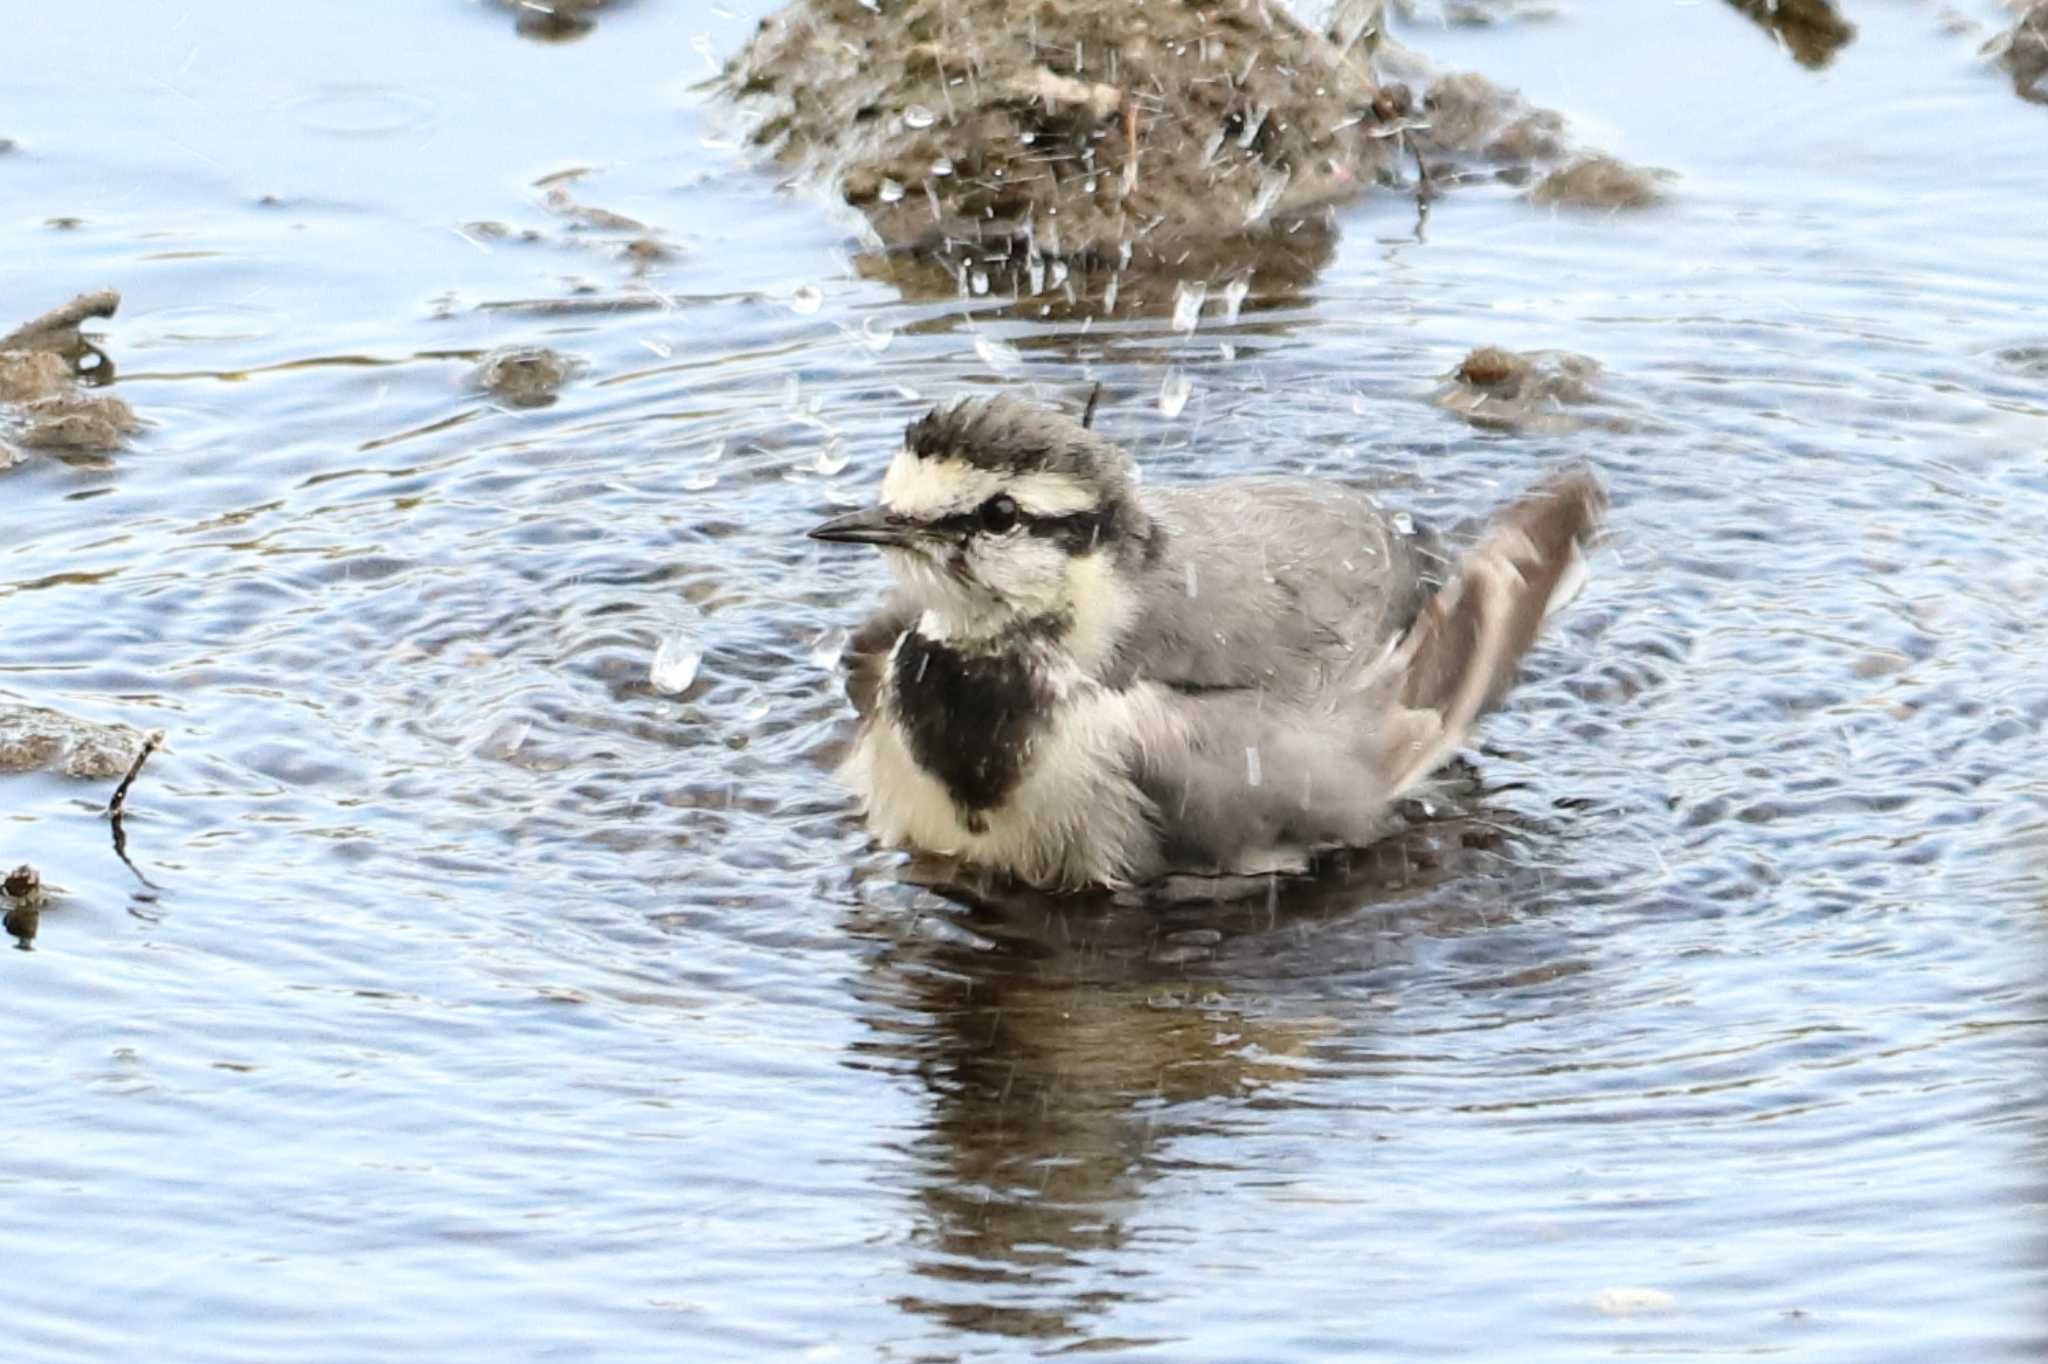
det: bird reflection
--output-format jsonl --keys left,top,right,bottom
{"left": 846, "top": 796, "right": 1526, "bottom": 1349}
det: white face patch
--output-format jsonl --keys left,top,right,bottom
{"left": 879, "top": 449, "right": 1098, "bottom": 521}
{"left": 871, "top": 446, "right": 1131, "bottom": 657}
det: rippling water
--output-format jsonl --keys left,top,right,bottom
{"left": 5, "top": 2, "right": 2046, "bottom": 1359}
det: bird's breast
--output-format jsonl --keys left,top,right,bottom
{"left": 887, "top": 632, "right": 1050, "bottom": 819}
{"left": 842, "top": 640, "right": 1170, "bottom": 888}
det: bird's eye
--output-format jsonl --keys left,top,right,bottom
{"left": 978, "top": 495, "right": 1019, "bottom": 534}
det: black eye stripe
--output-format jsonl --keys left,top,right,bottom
{"left": 918, "top": 505, "right": 1116, "bottom": 554}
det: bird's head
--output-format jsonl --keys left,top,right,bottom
{"left": 809, "top": 396, "right": 1152, "bottom": 657}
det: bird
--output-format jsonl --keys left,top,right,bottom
{"left": 807, "top": 394, "right": 1604, "bottom": 893}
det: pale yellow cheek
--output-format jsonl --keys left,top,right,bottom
{"left": 1062, "top": 553, "right": 1136, "bottom": 672}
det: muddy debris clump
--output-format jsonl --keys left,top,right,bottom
{"left": 2, "top": 865, "right": 40, "bottom": 951}
{"left": 473, "top": 346, "right": 580, "bottom": 408}
{"left": 0, "top": 289, "right": 139, "bottom": 457}
{"left": 0, "top": 286, "right": 118, "bottom": 362}
{"left": 15, "top": 391, "right": 141, "bottom": 451}
{"left": 1530, "top": 153, "right": 1673, "bottom": 209}
{"left": 2, "top": 865, "right": 39, "bottom": 902}
{"left": 724, "top": 0, "right": 1654, "bottom": 315}
{"left": 1987, "top": 1, "right": 2048, "bottom": 104}
{"left": 1725, "top": 0, "right": 1855, "bottom": 69}
{"left": 0, "top": 703, "right": 150, "bottom": 780}
{"left": 1401, "top": 70, "right": 1669, "bottom": 205}
{"left": 724, "top": 2, "right": 1668, "bottom": 313}
{"left": 492, "top": 0, "right": 632, "bottom": 42}
{"left": 727, "top": 0, "right": 1416, "bottom": 313}
{"left": 1435, "top": 345, "right": 1622, "bottom": 433}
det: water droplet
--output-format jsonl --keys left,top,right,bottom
{"left": 975, "top": 333, "right": 1022, "bottom": 377}
{"left": 738, "top": 686, "right": 773, "bottom": 725}
{"left": 969, "top": 268, "right": 990, "bottom": 296}
{"left": 1392, "top": 511, "right": 1415, "bottom": 535}
{"left": 1218, "top": 275, "right": 1252, "bottom": 325}
{"left": 1217, "top": 342, "right": 1236, "bottom": 362}
{"left": 808, "top": 628, "right": 849, "bottom": 671}
{"left": 877, "top": 178, "right": 905, "bottom": 203}
{"left": 930, "top": 157, "right": 954, "bottom": 177}
{"left": 903, "top": 105, "right": 937, "bottom": 129}
{"left": 1158, "top": 368, "right": 1193, "bottom": 419}
{"left": 788, "top": 284, "right": 823, "bottom": 315}
{"left": 477, "top": 717, "right": 531, "bottom": 758}
{"left": 651, "top": 635, "right": 703, "bottom": 694}
{"left": 1245, "top": 166, "right": 1290, "bottom": 225}
{"left": 684, "top": 470, "right": 718, "bottom": 492}
{"left": 859, "top": 315, "right": 895, "bottom": 352}
{"left": 812, "top": 439, "right": 849, "bottom": 476}
{"left": 1171, "top": 281, "right": 1207, "bottom": 335}
{"left": 1245, "top": 745, "right": 1263, "bottom": 788}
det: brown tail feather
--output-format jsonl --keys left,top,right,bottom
{"left": 1376, "top": 466, "right": 1606, "bottom": 795}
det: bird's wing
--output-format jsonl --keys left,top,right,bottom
{"left": 1117, "top": 479, "right": 1447, "bottom": 696}
{"left": 1126, "top": 467, "right": 1605, "bottom": 876}
{"left": 1370, "top": 465, "right": 1604, "bottom": 795}
{"left": 840, "top": 593, "right": 915, "bottom": 721}
{"left": 1129, "top": 685, "right": 1398, "bottom": 875}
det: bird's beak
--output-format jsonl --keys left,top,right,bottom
{"left": 808, "top": 505, "right": 918, "bottom": 547}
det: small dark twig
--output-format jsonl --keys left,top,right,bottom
{"left": 1081, "top": 381, "right": 1104, "bottom": 429}
{"left": 1408, "top": 134, "right": 1435, "bottom": 204}
{"left": 1405, "top": 134, "right": 1433, "bottom": 240}
{"left": 107, "top": 729, "right": 164, "bottom": 820}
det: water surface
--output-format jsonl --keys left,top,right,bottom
{"left": 4, "top": 2, "right": 2046, "bottom": 1359}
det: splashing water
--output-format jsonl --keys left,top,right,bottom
{"left": 1245, "top": 167, "right": 1291, "bottom": 225}
{"left": 807, "top": 628, "right": 849, "bottom": 672}
{"left": 650, "top": 635, "right": 703, "bottom": 695}
{"left": 1218, "top": 275, "right": 1252, "bottom": 325}
{"left": 475, "top": 716, "right": 531, "bottom": 759}
{"left": 975, "top": 333, "right": 1022, "bottom": 378}
{"left": 1158, "top": 368, "right": 1193, "bottom": 418}
{"left": 812, "top": 439, "right": 850, "bottom": 477}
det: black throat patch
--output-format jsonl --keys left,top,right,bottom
{"left": 890, "top": 631, "right": 1050, "bottom": 821}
